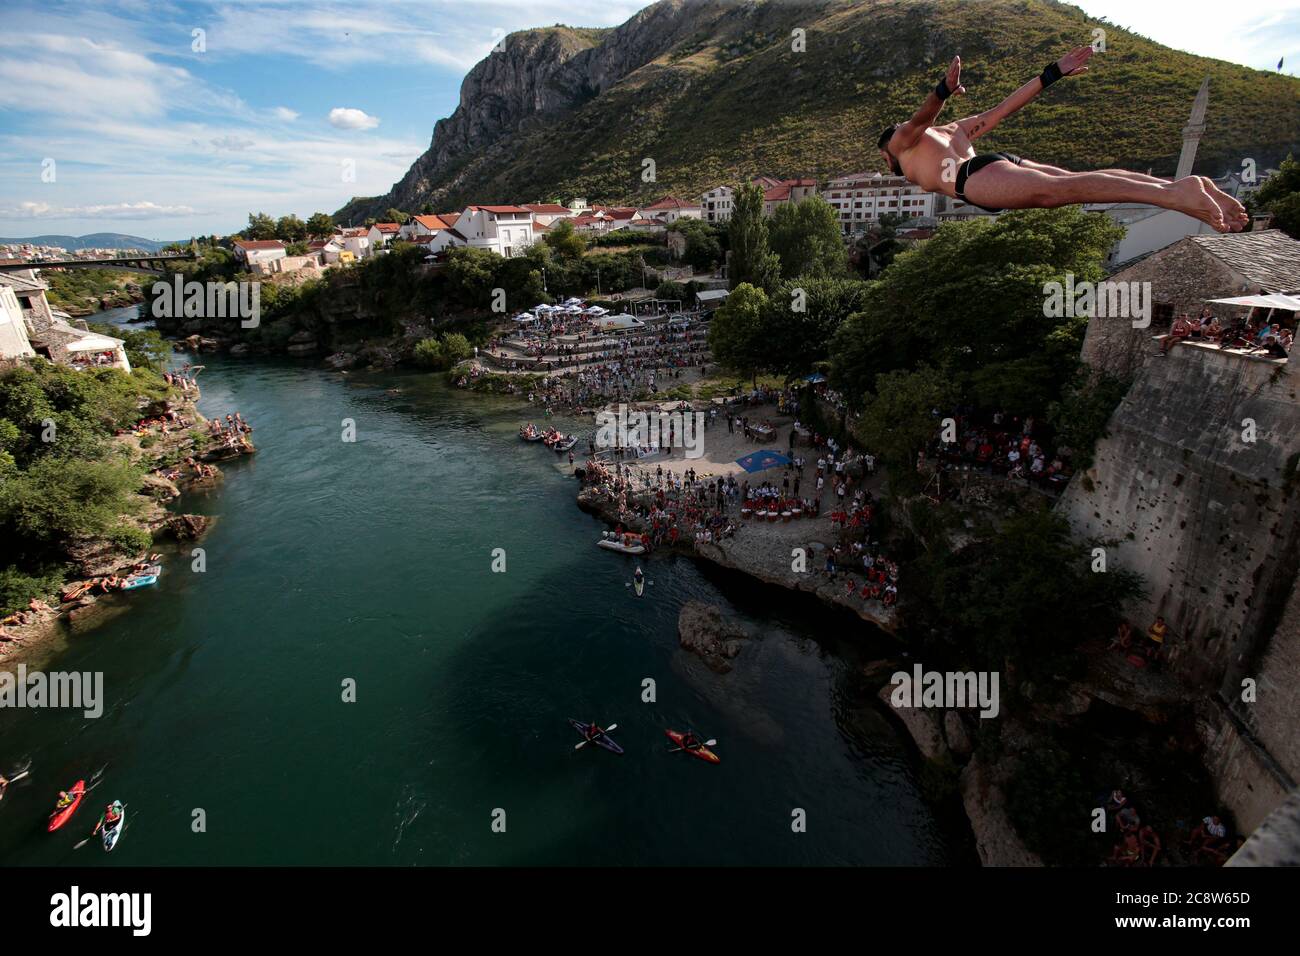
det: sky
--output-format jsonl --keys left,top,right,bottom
{"left": 0, "top": 0, "right": 1296, "bottom": 240}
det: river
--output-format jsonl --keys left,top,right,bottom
{"left": 1, "top": 305, "right": 956, "bottom": 865}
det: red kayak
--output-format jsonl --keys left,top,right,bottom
{"left": 666, "top": 730, "right": 720, "bottom": 764}
{"left": 47, "top": 780, "right": 86, "bottom": 832}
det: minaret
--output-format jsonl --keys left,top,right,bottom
{"left": 1175, "top": 77, "right": 1210, "bottom": 179}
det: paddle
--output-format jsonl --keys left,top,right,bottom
{"left": 574, "top": 722, "right": 618, "bottom": 751}
{"left": 2, "top": 770, "right": 30, "bottom": 786}
{"left": 74, "top": 802, "right": 126, "bottom": 850}
{"left": 667, "top": 735, "right": 717, "bottom": 754}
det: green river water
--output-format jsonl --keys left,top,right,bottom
{"left": 1, "top": 309, "right": 956, "bottom": 865}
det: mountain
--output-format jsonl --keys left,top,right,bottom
{"left": 337, "top": 0, "right": 1300, "bottom": 223}
{"left": 0, "top": 233, "right": 182, "bottom": 253}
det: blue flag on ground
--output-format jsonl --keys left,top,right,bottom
{"left": 735, "top": 450, "right": 791, "bottom": 473}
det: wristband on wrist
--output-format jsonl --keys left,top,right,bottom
{"left": 1040, "top": 62, "right": 1064, "bottom": 88}
{"left": 935, "top": 76, "right": 953, "bottom": 100}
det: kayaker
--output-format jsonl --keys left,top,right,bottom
{"left": 586, "top": 722, "right": 604, "bottom": 742}
{"left": 681, "top": 731, "right": 700, "bottom": 751}
{"left": 55, "top": 789, "right": 76, "bottom": 809}
{"left": 93, "top": 802, "right": 121, "bottom": 835}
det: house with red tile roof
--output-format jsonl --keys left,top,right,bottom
{"left": 232, "top": 239, "right": 287, "bottom": 272}
{"left": 636, "top": 196, "right": 702, "bottom": 225}
{"left": 367, "top": 222, "right": 401, "bottom": 248}
{"left": 523, "top": 203, "right": 573, "bottom": 227}
{"left": 454, "top": 205, "right": 536, "bottom": 257}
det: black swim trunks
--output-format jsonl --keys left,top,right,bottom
{"left": 955, "top": 152, "right": 1024, "bottom": 212}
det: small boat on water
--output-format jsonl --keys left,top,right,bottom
{"left": 121, "top": 567, "right": 161, "bottom": 590}
{"left": 552, "top": 434, "right": 578, "bottom": 453}
{"left": 597, "top": 531, "right": 646, "bottom": 555}
{"left": 519, "top": 423, "right": 543, "bottom": 441}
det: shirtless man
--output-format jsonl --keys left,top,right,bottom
{"left": 878, "top": 47, "right": 1248, "bottom": 232}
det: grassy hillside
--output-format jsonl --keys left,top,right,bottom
{"left": 349, "top": 0, "right": 1300, "bottom": 214}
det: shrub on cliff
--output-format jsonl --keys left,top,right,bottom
{"left": 413, "top": 337, "right": 445, "bottom": 368}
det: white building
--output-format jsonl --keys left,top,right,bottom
{"left": 700, "top": 186, "right": 734, "bottom": 224}
{"left": 523, "top": 204, "right": 573, "bottom": 228}
{"left": 232, "top": 239, "right": 287, "bottom": 272}
{"left": 367, "top": 223, "right": 401, "bottom": 248}
{"left": 0, "top": 284, "right": 35, "bottom": 361}
{"left": 824, "top": 172, "right": 937, "bottom": 233}
{"left": 338, "top": 227, "right": 372, "bottom": 261}
{"left": 755, "top": 177, "right": 819, "bottom": 218}
{"left": 637, "top": 196, "right": 703, "bottom": 225}
{"left": 454, "top": 206, "right": 535, "bottom": 258}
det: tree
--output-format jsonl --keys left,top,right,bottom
{"left": 708, "top": 282, "right": 769, "bottom": 385}
{"left": 767, "top": 195, "right": 846, "bottom": 280}
{"left": 441, "top": 332, "right": 472, "bottom": 365}
{"left": 727, "top": 183, "right": 780, "bottom": 292}
{"left": 1250, "top": 153, "right": 1300, "bottom": 239}
{"left": 829, "top": 207, "right": 1122, "bottom": 414}
{"left": 759, "top": 277, "right": 872, "bottom": 377}
{"left": 852, "top": 364, "right": 957, "bottom": 482}
{"left": 275, "top": 214, "right": 306, "bottom": 242}
{"left": 245, "top": 212, "right": 277, "bottom": 240}
{"left": 443, "top": 247, "right": 499, "bottom": 309}
{"left": 305, "top": 213, "right": 336, "bottom": 239}
{"left": 543, "top": 219, "right": 586, "bottom": 259}
{"left": 384, "top": 208, "right": 410, "bottom": 225}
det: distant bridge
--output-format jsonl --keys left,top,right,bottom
{"left": 0, "top": 252, "right": 196, "bottom": 275}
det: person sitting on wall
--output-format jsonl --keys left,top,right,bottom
{"left": 1161, "top": 314, "right": 1193, "bottom": 354}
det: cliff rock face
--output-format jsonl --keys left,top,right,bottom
{"left": 342, "top": 0, "right": 728, "bottom": 218}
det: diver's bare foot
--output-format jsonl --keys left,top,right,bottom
{"left": 1169, "top": 177, "right": 1227, "bottom": 231}
{"left": 1198, "top": 177, "right": 1249, "bottom": 231}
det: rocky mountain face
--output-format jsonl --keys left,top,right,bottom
{"left": 337, "top": 0, "right": 1300, "bottom": 221}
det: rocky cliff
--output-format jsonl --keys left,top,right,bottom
{"left": 338, "top": 0, "right": 1300, "bottom": 221}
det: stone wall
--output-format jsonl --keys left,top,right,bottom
{"left": 1059, "top": 342, "right": 1299, "bottom": 827}
{"left": 1080, "top": 241, "right": 1245, "bottom": 380}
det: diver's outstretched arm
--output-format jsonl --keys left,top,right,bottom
{"left": 958, "top": 45, "right": 1094, "bottom": 141}
{"left": 893, "top": 56, "right": 967, "bottom": 150}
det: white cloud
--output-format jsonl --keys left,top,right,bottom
{"left": 272, "top": 106, "right": 300, "bottom": 122}
{"left": 328, "top": 107, "right": 380, "bottom": 130}
{"left": 210, "top": 135, "right": 255, "bottom": 151}
{"left": 2, "top": 200, "right": 198, "bottom": 220}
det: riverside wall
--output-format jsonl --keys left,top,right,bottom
{"left": 1059, "top": 342, "right": 1299, "bottom": 831}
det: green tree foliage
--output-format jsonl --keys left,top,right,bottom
{"left": 384, "top": 208, "right": 410, "bottom": 224}
{"left": 305, "top": 213, "right": 336, "bottom": 238}
{"left": 0, "top": 361, "right": 170, "bottom": 612}
{"left": 830, "top": 208, "right": 1122, "bottom": 411}
{"left": 727, "top": 183, "right": 780, "bottom": 292}
{"left": 671, "top": 219, "right": 724, "bottom": 272}
{"left": 245, "top": 212, "right": 277, "bottom": 240}
{"left": 1046, "top": 368, "right": 1131, "bottom": 471}
{"left": 906, "top": 509, "right": 1143, "bottom": 686}
{"left": 760, "top": 277, "right": 872, "bottom": 378}
{"left": 851, "top": 365, "right": 957, "bottom": 482}
{"left": 542, "top": 219, "right": 587, "bottom": 259}
{"left": 1251, "top": 153, "right": 1300, "bottom": 238}
{"left": 707, "top": 282, "right": 768, "bottom": 385}
{"left": 768, "top": 195, "right": 846, "bottom": 280}
{"left": 275, "top": 214, "right": 307, "bottom": 242}
{"left": 443, "top": 247, "right": 500, "bottom": 309}
{"left": 89, "top": 324, "right": 170, "bottom": 373}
